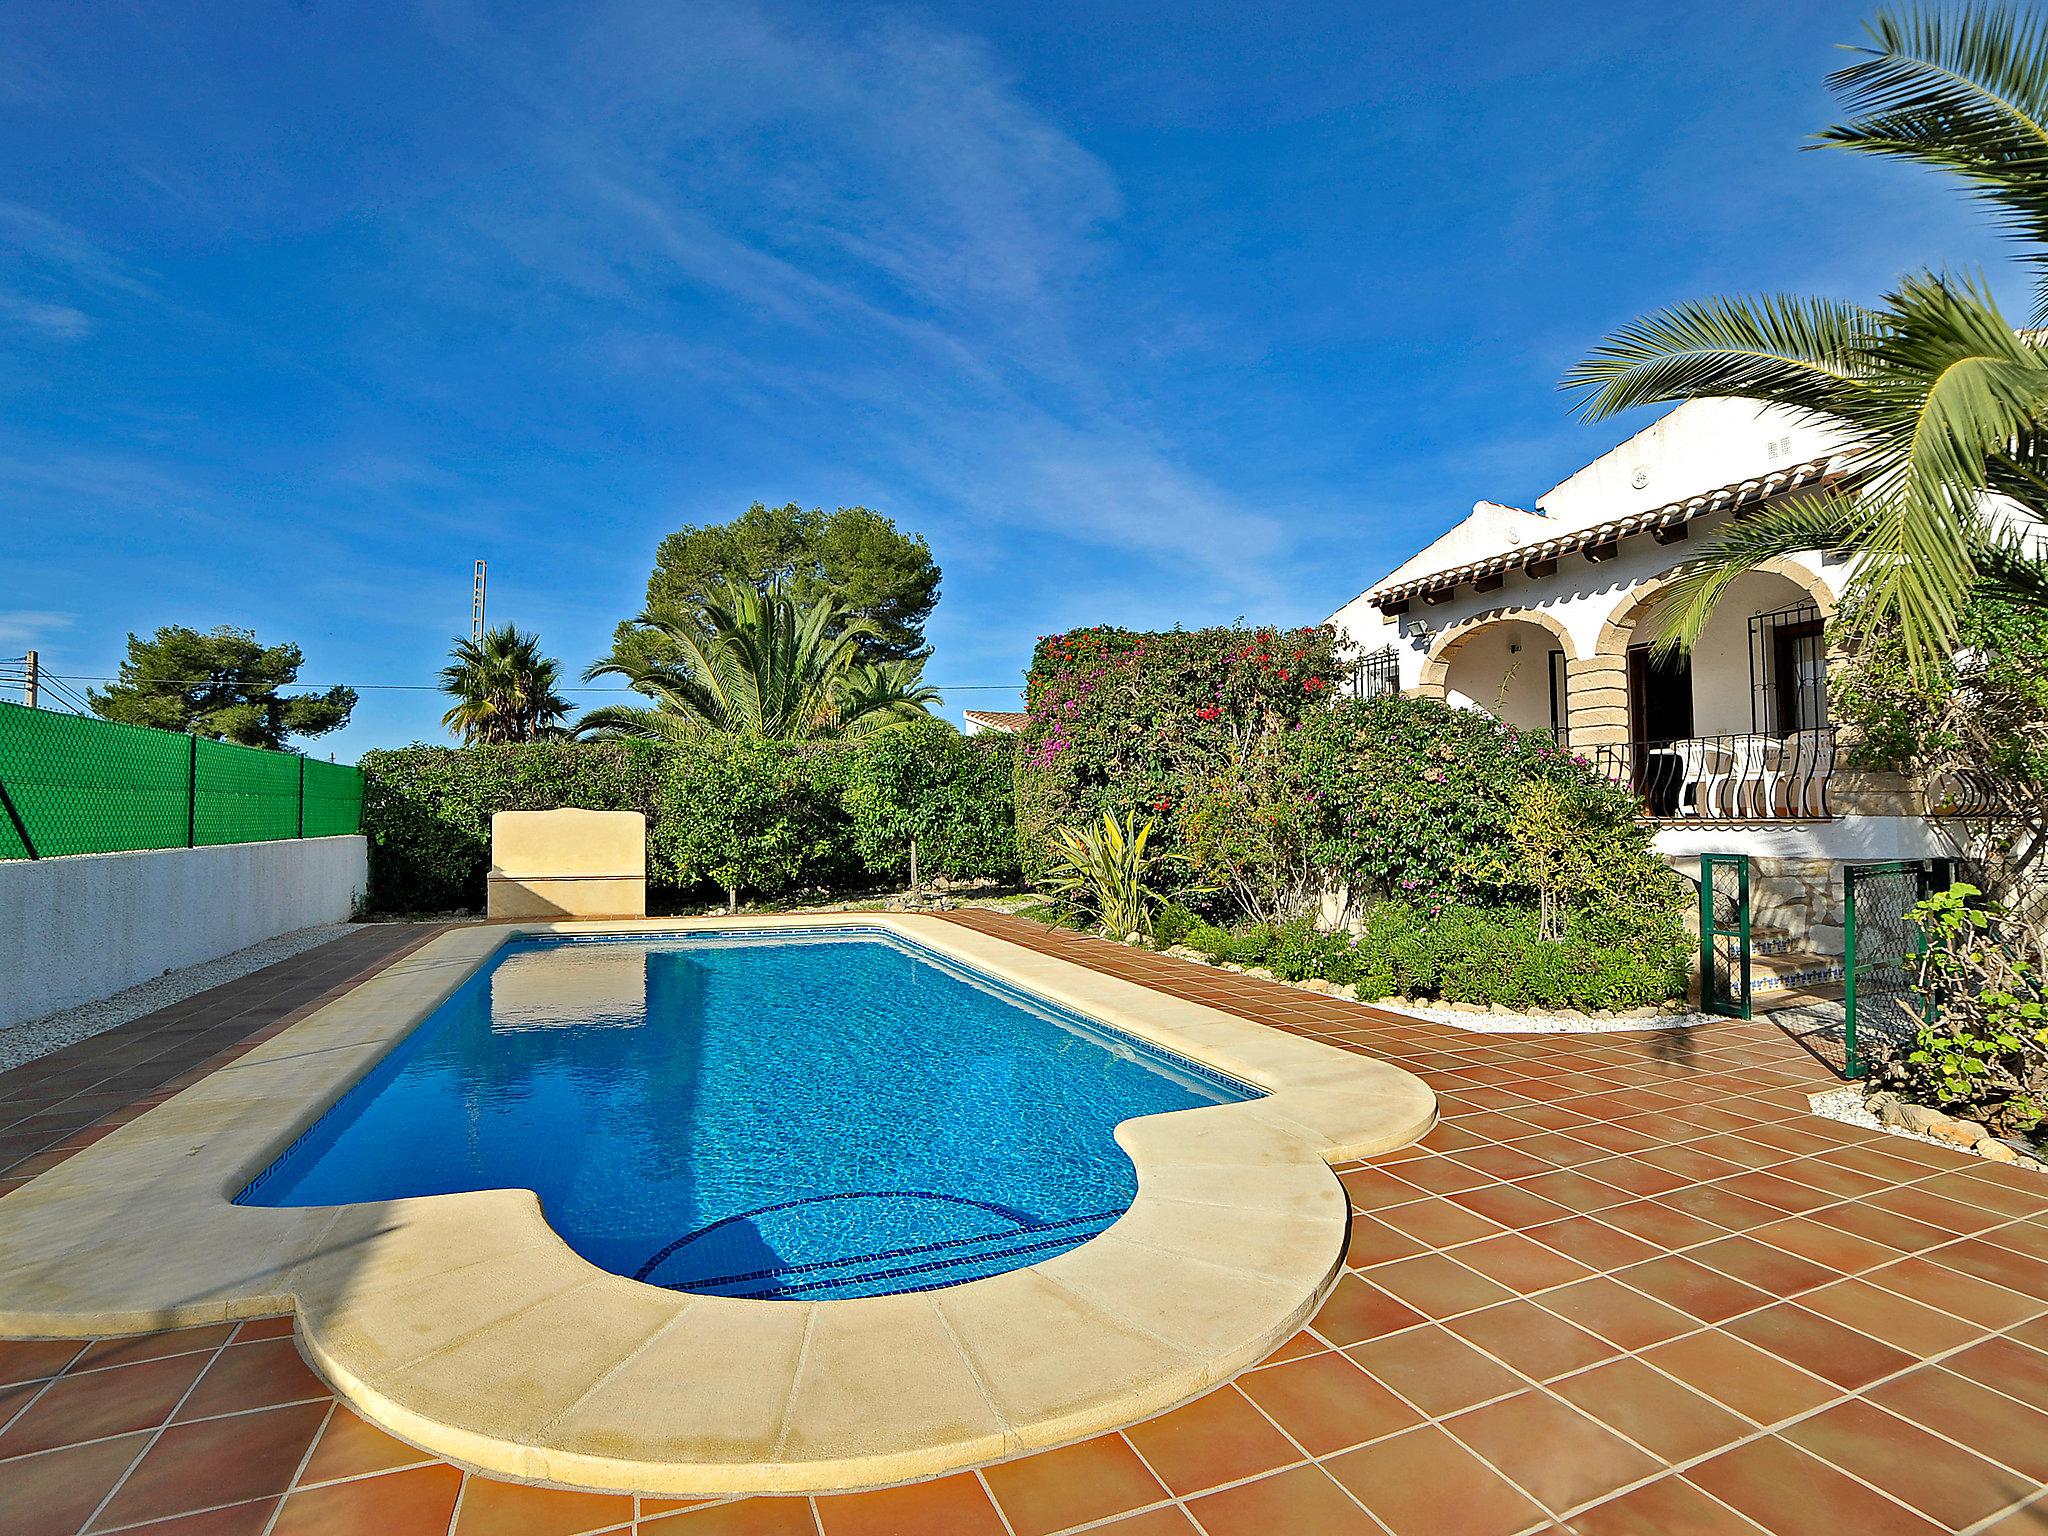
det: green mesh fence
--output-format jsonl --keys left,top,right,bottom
{"left": 0, "top": 700, "right": 361, "bottom": 859}
{"left": 301, "top": 756, "right": 365, "bottom": 838}
{"left": 0, "top": 702, "right": 192, "bottom": 856}
{"left": 193, "top": 735, "right": 301, "bottom": 845}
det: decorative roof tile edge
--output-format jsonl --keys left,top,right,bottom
{"left": 1366, "top": 452, "right": 1858, "bottom": 610}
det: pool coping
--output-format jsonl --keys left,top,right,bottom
{"left": 0, "top": 914, "right": 1436, "bottom": 1496}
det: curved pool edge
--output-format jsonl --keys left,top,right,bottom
{"left": 0, "top": 914, "right": 1437, "bottom": 1496}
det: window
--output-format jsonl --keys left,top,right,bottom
{"left": 1749, "top": 603, "right": 1826, "bottom": 734}
{"left": 1353, "top": 646, "right": 1400, "bottom": 700}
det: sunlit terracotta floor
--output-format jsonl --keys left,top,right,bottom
{"left": 4, "top": 912, "right": 2048, "bottom": 1535}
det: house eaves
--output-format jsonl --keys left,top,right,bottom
{"left": 1365, "top": 452, "right": 1856, "bottom": 614}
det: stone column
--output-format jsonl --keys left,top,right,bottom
{"left": 1564, "top": 654, "right": 1630, "bottom": 752}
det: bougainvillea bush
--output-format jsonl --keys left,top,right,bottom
{"left": 1013, "top": 623, "right": 1344, "bottom": 888}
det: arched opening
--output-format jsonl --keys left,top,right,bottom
{"left": 1596, "top": 561, "right": 1837, "bottom": 817}
{"left": 1425, "top": 613, "right": 1575, "bottom": 739}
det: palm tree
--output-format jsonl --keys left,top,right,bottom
{"left": 1562, "top": 5, "right": 2048, "bottom": 678}
{"left": 577, "top": 579, "right": 939, "bottom": 740}
{"left": 439, "top": 626, "right": 573, "bottom": 744}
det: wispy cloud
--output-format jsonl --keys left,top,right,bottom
{"left": 0, "top": 287, "right": 89, "bottom": 338}
{"left": 0, "top": 610, "right": 73, "bottom": 648}
{"left": 410, "top": 0, "right": 1286, "bottom": 602}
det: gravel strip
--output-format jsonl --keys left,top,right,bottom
{"left": 0, "top": 923, "right": 362, "bottom": 1074}
{"left": 1365, "top": 998, "right": 1717, "bottom": 1035}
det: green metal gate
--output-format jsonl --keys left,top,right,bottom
{"left": 1843, "top": 860, "right": 1931, "bottom": 1079}
{"left": 1700, "top": 853, "right": 1751, "bottom": 1019}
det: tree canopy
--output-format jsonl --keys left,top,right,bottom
{"left": 439, "top": 625, "right": 573, "bottom": 744}
{"left": 620, "top": 502, "right": 940, "bottom": 668}
{"left": 580, "top": 579, "right": 940, "bottom": 741}
{"left": 88, "top": 626, "right": 355, "bottom": 749}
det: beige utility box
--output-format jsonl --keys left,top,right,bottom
{"left": 487, "top": 809, "right": 647, "bottom": 919}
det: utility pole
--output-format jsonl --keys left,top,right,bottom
{"left": 22, "top": 650, "right": 36, "bottom": 709}
{"left": 471, "top": 561, "right": 488, "bottom": 642}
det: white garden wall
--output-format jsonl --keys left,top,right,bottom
{"left": 0, "top": 835, "right": 368, "bottom": 1032}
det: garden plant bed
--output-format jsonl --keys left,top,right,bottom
{"left": 1811, "top": 1086, "right": 2048, "bottom": 1174}
{"left": 1148, "top": 941, "right": 1703, "bottom": 1035}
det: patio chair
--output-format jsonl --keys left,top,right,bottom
{"left": 1785, "top": 729, "right": 1835, "bottom": 817}
{"left": 1726, "top": 734, "right": 1782, "bottom": 818}
{"left": 1670, "top": 737, "right": 1725, "bottom": 818}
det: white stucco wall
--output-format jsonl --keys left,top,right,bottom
{"left": 1652, "top": 817, "right": 1949, "bottom": 864}
{"left": 1442, "top": 620, "right": 1558, "bottom": 730}
{"left": 1535, "top": 399, "right": 1854, "bottom": 534}
{"left": 1324, "top": 398, "right": 1855, "bottom": 685}
{"left": 0, "top": 835, "right": 368, "bottom": 1031}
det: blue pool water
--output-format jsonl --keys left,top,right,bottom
{"left": 238, "top": 929, "right": 1257, "bottom": 1299}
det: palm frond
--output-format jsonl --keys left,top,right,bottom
{"left": 572, "top": 704, "right": 706, "bottom": 742}
{"left": 1639, "top": 491, "right": 1867, "bottom": 654}
{"left": 1843, "top": 272, "right": 2048, "bottom": 669}
{"left": 1561, "top": 293, "right": 1878, "bottom": 420}
{"left": 438, "top": 624, "right": 572, "bottom": 744}
{"left": 1974, "top": 522, "right": 2048, "bottom": 609}
{"left": 580, "top": 577, "right": 929, "bottom": 740}
{"left": 1819, "top": 4, "right": 2048, "bottom": 321}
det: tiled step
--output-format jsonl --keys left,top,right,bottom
{"left": 1755, "top": 981, "right": 1845, "bottom": 1013}
{"left": 1750, "top": 948, "right": 1845, "bottom": 993}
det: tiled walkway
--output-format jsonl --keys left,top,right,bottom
{"left": 2, "top": 913, "right": 2046, "bottom": 1535}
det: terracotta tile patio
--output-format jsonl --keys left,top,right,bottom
{"left": 3, "top": 911, "right": 2048, "bottom": 1534}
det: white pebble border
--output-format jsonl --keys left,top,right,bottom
{"left": 0, "top": 923, "right": 366, "bottom": 1074}
{"left": 1809, "top": 1085, "right": 2047, "bottom": 1172}
{"left": 1364, "top": 997, "right": 1718, "bottom": 1035}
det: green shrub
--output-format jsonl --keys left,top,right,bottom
{"left": 361, "top": 725, "right": 1020, "bottom": 914}
{"left": 652, "top": 737, "right": 851, "bottom": 907}
{"left": 1348, "top": 900, "right": 1682, "bottom": 1011}
{"left": 1270, "top": 917, "right": 1360, "bottom": 984}
{"left": 359, "top": 741, "right": 665, "bottom": 911}
{"left": 1151, "top": 902, "right": 1200, "bottom": 949}
{"left": 1871, "top": 885, "right": 2048, "bottom": 1135}
{"left": 1185, "top": 920, "right": 1235, "bottom": 964}
{"left": 1223, "top": 924, "right": 1277, "bottom": 967}
{"left": 841, "top": 720, "right": 1019, "bottom": 883}
{"left": 1290, "top": 695, "right": 1669, "bottom": 910}
{"left": 1012, "top": 899, "right": 1079, "bottom": 929}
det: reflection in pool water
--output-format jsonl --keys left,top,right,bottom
{"left": 238, "top": 930, "right": 1258, "bottom": 1299}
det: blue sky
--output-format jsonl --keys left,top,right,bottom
{"left": 0, "top": 0, "right": 2025, "bottom": 760}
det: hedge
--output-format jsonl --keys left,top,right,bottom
{"left": 359, "top": 724, "right": 1019, "bottom": 913}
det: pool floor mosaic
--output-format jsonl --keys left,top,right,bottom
{"left": 3, "top": 913, "right": 2048, "bottom": 1534}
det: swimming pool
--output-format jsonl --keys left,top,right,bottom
{"left": 238, "top": 928, "right": 1259, "bottom": 1300}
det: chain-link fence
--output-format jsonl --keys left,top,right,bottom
{"left": 1844, "top": 861, "right": 1932, "bottom": 1079}
{"left": 0, "top": 700, "right": 362, "bottom": 860}
{"left": 1700, "top": 853, "right": 1751, "bottom": 1019}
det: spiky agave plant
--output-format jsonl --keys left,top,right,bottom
{"left": 1044, "top": 811, "right": 1175, "bottom": 938}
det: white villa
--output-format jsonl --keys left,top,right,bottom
{"left": 1326, "top": 398, "right": 1957, "bottom": 986}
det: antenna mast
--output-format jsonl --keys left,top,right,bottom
{"left": 471, "top": 561, "right": 487, "bottom": 642}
